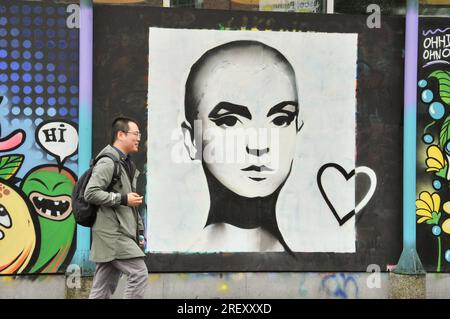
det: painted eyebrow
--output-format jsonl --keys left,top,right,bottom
{"left": 29, "top": 178, "right": 49, "bottom": 190}
{"left": 208, "top": 102, "right": 252, "bottom": 120}
{"left": 266, "top": 101, "right": 298, "bottom": 117}
{"left": 52, "top": 181, "right": 69, "bottom": 192}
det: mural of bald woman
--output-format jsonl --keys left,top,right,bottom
{"left": 182, "top": 40, "right": 303, "bottom": 254}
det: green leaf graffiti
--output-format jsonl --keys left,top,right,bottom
{"left": 439, "top": 115, "right": 450, "bottom": 149}
{"left": 436, "top": 165, "right": 448, "bottom": 179}
{"left": 429, "top": 70, "right": 450, "bottom": 105}
{"left": 0, "top": 155, "right": 24, "bottom": 180}
{"left": 426, "top": 211, "right": 441, "bottom": 225}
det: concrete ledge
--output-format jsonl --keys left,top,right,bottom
{"left": 426, "top": 273, "right": 450, "bottom": 299}
{"left": 389, "top": 273, "right": 426, "bottom": 299}
{"left": 65, "top": 276, "right": 93, "bottom": 299}
{"left": 0, "top": 275, "right": 66, "bottom": 299}
{"left": 65, "top": 272, "right": 391, "bottom": 299}
{"left": 0, "top": 272, "right": 435, "bottom": 299}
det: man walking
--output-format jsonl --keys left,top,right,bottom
{"left": 85, "top": 117, "right": 148, "bottom": 299}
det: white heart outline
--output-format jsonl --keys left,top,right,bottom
{"left": 354, "top": 166, "right": 377, "bottom": 214}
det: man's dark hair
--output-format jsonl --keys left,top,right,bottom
{"left": 111, "top": 116, "right": 139, "bottom": 144}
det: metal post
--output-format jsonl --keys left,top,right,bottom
{"left": 394, "top": 0, "right": 426, "bottom": 274}
{"left": 71, "top": 0, "right": 95, "bottom": 275}
{"left": 326, "top": 0, "right": 334, "bottom": 13}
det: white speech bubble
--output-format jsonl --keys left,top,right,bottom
{"left": 36, "top": 120, "right": 78, "bottom": 166}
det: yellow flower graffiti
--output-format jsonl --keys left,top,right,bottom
{"left": 416, "top": 191, "right": 450, "bottom": 272}
{"left": 425, "top": 145, "right": 446, "bottom": 175}
{"left": 416, "top": 191, "right": 441, "bottom": 224}
{"left": 442, "top": 202, "right": 450, "bottom": 234}
{"left": 419, "top": 71, "right": 450, "bottom": 273}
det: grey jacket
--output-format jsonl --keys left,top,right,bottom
{"left": 84, "top": 145, "right": 145, "bottom": 263}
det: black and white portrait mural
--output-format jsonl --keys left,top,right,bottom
{"left": 146, "top": 28, "right": 376, "bottom": 254}
{"left": 93, "top": 6, "right": 405, "bottom": 271}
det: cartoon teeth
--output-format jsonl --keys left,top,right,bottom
{"left": 38, "top": 207, "right": 67, "bottom": 218}
{"left": 53, "top": 201, "right": 67, "bottom": 206}
{"left": 30, "top": 194, "right": 72, "bottom": 220}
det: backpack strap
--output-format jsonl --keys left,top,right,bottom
{"left": 93, "top": 154, "right": 121, "bottom": 190}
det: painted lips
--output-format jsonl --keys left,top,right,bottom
{"left": 0, "top": 129, "right": 26, "bottom": 152}
{"left": 242, "top": 165, "right": 274, "bottom": 182}
{"left": 241, "top": 165, "right": 273, "bottom": 172}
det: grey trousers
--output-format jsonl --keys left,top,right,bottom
{"left": 89, "top": 257, "right": 148, "bottom": 299}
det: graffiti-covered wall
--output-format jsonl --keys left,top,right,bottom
{"left": 0, "top": 0, "right": 79, "bottom": 274}
{"left": 2, "top": 1, "right": 449, "bottom": 278}
{"left": 417, "top": 18, "right": 450, "bottom": 273}
{"left": 93, "top": 6, "right": 405, "bottom": 272}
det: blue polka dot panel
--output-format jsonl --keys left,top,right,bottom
{"left": 0, "top": 1, "right": 79, "bottom": 275}
{"left": 0, "top": 1, "right": 79, "bottom": 126}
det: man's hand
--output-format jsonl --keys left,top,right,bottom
{"left": 127, "top": 192, "right": 143, "bottom": 207}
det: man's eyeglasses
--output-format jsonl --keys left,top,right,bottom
{"left": 125, "top": 131, "right": 141, "bottom": 138}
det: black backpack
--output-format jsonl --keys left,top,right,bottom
{"left": 72, "top": 154, "right": 121, "bottom": 227}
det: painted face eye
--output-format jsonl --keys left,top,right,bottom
{"left": 272, "top": 114, "right": 294, "bottom": 127}
{"left": 0, "top": 204, "right": 12, "bottom": 229}
{"left": 211, "top": 116, "right": 241, "bottom": 128}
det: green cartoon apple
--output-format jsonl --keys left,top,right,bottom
{"left": 21, "top": 165, "right": 77, "bottom": 273}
